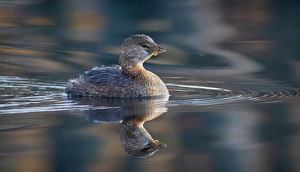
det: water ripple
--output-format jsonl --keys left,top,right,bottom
{"left": 166, "top": 78, "right": 300, "bottom": 107}
{"left": 1, "top": 76, "right": 300, "bottom": 114}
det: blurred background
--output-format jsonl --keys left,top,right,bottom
{"left": 0, "top": 0, "right": 299, "bottom": 84}
{"left": 1, "top": 0, "right": 300, "bottom": 172}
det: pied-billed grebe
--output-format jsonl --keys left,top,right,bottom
{"left": 65, "top": 34, "right": 169, "bottom": 97}
{"left": 70, "top": 96, "right": 168, "bottom": 158}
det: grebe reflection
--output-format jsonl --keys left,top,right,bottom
{"left": 71, "top": 96, "right": 168, "bottom": 158}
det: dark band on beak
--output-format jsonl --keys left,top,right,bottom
{"left": 149, "top": 45, "right": 166, "bottom": 56}
{"left": 156, "top": 46, "right": 166, "bottom": 53}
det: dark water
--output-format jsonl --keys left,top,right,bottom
{"left": 1, "top": 0, "right": 300, "bottom": 172}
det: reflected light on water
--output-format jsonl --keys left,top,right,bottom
{"left": 1, "top": 0, "right": 300, "bottom": 172}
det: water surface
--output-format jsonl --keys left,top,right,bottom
{"left": 1, "top": 0, "right": 300, "bottom": 172}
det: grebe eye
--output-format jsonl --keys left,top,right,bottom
{"left": 142, "top": 44, "right": 149, "bottom": 49}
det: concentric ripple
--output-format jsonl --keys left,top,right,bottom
{"left": 230, "top": 82, "right": 300, "bottom": 102}
{"left": 0, "top": 76, "right": 112, "bottom": 114}
{"left": 1, "top": 76, "right": 300, "bottom": 114}
{"left": 164, "top": 77, "right": 300, "bottom": 107}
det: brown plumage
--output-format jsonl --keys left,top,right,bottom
{"left": 65, "top": 34, "right": 169, "bottom": 97}
{"left": 70, "top": 96, "right": 168, "bottom": 158}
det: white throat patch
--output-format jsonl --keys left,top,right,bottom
{"left": 142, "top": 50, "right": 150, "bottom": 58}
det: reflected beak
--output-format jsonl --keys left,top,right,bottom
{"left": 150, "top": 140, "right": 167, "bottom": 149}
{"left": 150, "top": 45, "right": 166, "bottom": 56}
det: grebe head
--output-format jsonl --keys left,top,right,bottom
{"left": 119, "top": 34, "right": 165, "bottom": 77}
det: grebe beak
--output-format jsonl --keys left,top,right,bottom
{"left": 150, "top": 45, "right": 166, "bottom": 56}
{"left": 149, "top": 140, "right": 167, "bottom": 149}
